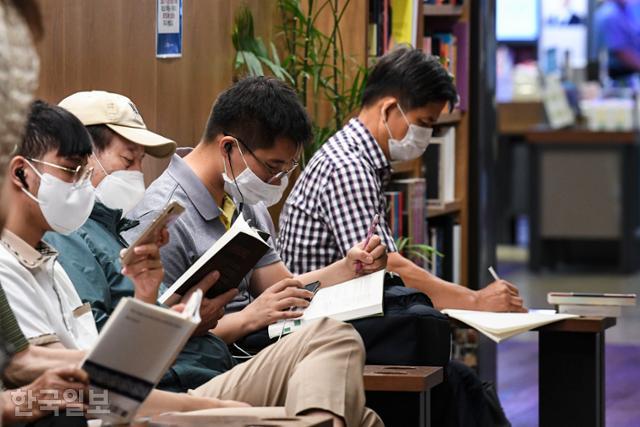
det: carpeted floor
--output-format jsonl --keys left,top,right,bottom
{"left": 497, "top": 335, "right": 640, "bottom": 426}
{"left": 495, "top": 250, "right": 640, "bottom": 426}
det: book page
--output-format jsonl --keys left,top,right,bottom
{"left": 301, "top": 270, "right": 385, "bottom": 321}
{"left": 442, "top": 309, "right": 578, "bottom": 342}
{"left": 87, "top": 298, "right": 197, "bottom": 382}
{"left": 268, "top": 270, "right": 385, "bottom": 338}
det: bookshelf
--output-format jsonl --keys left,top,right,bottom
{"left": 423, "top": 4, "right": 463, "bottom": 18}
{"left": 367, "top": 0, "right": 471, "bottom": 287}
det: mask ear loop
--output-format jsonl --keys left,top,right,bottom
{"left": 20, "top": 159, "right": 43, "bottom": 204}
{"left": 93, "top": 153, "right": 110, "bottom": 177}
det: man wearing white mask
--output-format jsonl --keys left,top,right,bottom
{"left": 126, "top": 76, "right": 388, "bottom": 347}
{"left": 44, "top": 91, "right": 243, "bottom": 393}
{"left": 278, "top": 46, "right": 525, "bottom": 313}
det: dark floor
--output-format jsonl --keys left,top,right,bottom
{"left": 495, "top": 248, "right": 640, "bottom": 426}
{"left": 498, "top": 339, "right": 640, "bottom": 427}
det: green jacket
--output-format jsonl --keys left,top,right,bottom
{"left": 44, "top": 202, "right": 235, "bottom": 392}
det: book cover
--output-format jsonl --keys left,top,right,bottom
{"left": 83, "top": 294, "right": 201, "bottom": 423}
{"left": 159, "top": 214, "right": 270, "bottom": 303}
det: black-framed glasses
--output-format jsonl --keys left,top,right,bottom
{"left": 224, "top": 133, "right": 299, "bottom": 184}
{"left": 27, "top": 158, "right": 93, "bottom": 186}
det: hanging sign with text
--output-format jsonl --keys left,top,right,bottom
{"left": 156, "top": 0, "right": 182, "bottom": 58}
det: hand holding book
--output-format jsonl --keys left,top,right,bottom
{"left": 120, "top": 225, "right": 170, "bottom": 305}
{"left": 165, "top": 270, "right": 239, "bottom": 335}
{"left": 244, "top": 278, "right": 314, "bottom": 331}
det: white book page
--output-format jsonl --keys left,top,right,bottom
{"left": 442, "top": 309, "right": 578, "bottom": 342}
{"left": 301, "top": 270, "right": 385, "bottom": 321}
{"left": 87, "top": 298, "right": 197, "bottom": 382}
{"left": 268, "top": 270, "right": 385, "bottom": 338}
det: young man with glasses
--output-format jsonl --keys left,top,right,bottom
{"left": 126, "top": 76, "right": 388, "bottom": 346}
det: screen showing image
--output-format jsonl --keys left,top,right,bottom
{"left": 539, "top": 0, "right": 588, "bottom": 70}
{"left": 496, "top": 0, "right": 540, "bottom": 42}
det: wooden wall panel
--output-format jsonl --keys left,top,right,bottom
{"left": 35, "top": 0, "right": 277, "bottom": 182}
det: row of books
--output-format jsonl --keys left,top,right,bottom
{"left": 427, "top": 221, "right": 461, "bottom": 282}
{"left": 424, "top": 33, "right": 457, "bottom": 77}
{"left": 368, "top": 0, "right": 419, "bottom": 58}
{"left": 424, "top": 0, "right": 465, "bottom": 5}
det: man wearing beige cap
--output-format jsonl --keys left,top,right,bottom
{"left": 45, "top": 90, "right": 239, "bottom": 393}
{"left": 43, "top": 90, "right": 383, "bottom": 426}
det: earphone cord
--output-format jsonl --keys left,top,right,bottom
{"left": 227, "top": 150, "right": 245, "bottom": 214}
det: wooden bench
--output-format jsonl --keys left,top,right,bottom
{"left": 363, "top": 365, "right": 444, "bottom": 427}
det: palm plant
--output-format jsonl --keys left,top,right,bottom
{"left": 396, "top": 236, "right": 444, "bottom": 270}
{"left": 231, "top": 0, "right": 367, "bottom": 166}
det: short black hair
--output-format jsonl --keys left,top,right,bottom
{"left": 86, "top": 124, "right": 117, "bottom": 153}
{"left": 361, "top": 46, "right": 458, "bottom": 111}
{"left": 203, "top": 76, "right": 312, "bottom": 150}
{"left": 17, "top": 100, "right": 93, "bottom": 160}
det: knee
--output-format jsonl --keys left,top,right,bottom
{"left": 313, "top": 318, "right": 365, "bottom": 355}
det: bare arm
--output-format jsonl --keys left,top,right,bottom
{"left": 3, "top": 344, "right": 85, "bottom": 387}
{"left": 387, "top": 252, "right": 525, "bottom": 312}
{"left": 212, "top": 236, "right": 389, "bottom": 343}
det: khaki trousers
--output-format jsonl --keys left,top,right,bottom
{"left": 190, "top": 318, "right": 383, "bottom": 427}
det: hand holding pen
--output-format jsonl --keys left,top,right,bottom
{"left": 352, "top": 214, "right": 386, "bottom": 275}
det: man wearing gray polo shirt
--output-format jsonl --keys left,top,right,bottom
{"left": 127, "top": 76, "right": 387, "bottom": 346}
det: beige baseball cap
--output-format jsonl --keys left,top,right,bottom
{"left": 58, "top": 91, "right": 176, "bottom": 158}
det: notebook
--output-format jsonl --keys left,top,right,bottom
{"left": 442, "top": 309, "right": 578, "bottom": 343}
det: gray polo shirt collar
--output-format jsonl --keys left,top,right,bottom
{"left": 168, "top": 147, "right": 221, "bottom": 221}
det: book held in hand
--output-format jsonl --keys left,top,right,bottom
{"left": 158, "top": 213, "right": 270, "bottom": 304}
{"left": 268, "top": 270, "right": 386, "bottom": 339}
{"left": 82, "top": 290, "right": 203, "bottom": 424}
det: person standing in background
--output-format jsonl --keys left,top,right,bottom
{"left": 595, "top": 0, "right": 640, "bottom": 80}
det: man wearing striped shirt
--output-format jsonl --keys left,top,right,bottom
{"left": 278, "top": 47, "right": 525, "bottom": 313}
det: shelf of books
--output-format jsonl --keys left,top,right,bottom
{"left": 368, "top": 0, "right": 476, "bottom": 369}
{"left": 423, "top": 3, "right": 464, "bottom": 18}
{"left": 368, "top": 0, "right": 471, "bottom": 290}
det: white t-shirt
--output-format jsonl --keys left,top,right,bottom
{"left": 0, "top": 230, "right": 98, "bottom": 350}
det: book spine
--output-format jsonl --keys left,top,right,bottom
{"left": 453, "top": 22, "right": 469, "bottom": 110}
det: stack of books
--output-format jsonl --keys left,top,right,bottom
{"left": 547, "top": 292, "right": 637, "bottom": 317}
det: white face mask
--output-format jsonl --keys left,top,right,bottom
{"left": 383, "top": 104, "right": 433, "bottom": 161}
{"left": 93, "top": 155, "right": 145, "bottom": 214}
{"left": 222, "top": 141, "right": 288, "bottom": 208}
{"left": 22, "top": 160, "right": 95, "bottom": 235}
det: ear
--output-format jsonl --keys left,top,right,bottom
{"left": 216, "top": 134, "right": 236, "bottom": 158}
{"left": 9, "top": 156, "right": 31, "bottom": 190}
{"left": 380, "top": 97, "right": 398, "bottom": 121}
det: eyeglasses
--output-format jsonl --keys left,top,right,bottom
{"left": 27, "top": 158, "right": 93, "bottom": 186}
{"left": 224, "top": 133, "right": 299, "bottom": 184}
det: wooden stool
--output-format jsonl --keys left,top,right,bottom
{"left": 363, "top": 365, "right": 444, "bottom": 427}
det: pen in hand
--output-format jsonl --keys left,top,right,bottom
{"left": 488, "top": 266, "right": 500, "bottom": 282}
{"left": 356, "top": 214, "right": 380, "bottom": 274}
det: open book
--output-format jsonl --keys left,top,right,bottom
{"left": 159, "top": 213, "right": 270, "bottom": 304}
{"left": 268, "top": 270, "right": 385, "bottom": 339}
{"left": 82, "top": 291, "right": 203, "bottom": 424}
{"left": 442, "top": 309, "right": 578, "bottom": 343}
